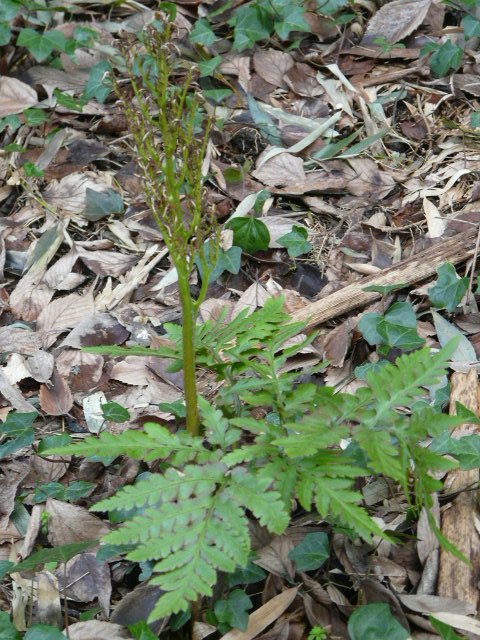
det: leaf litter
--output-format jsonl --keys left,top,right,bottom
{"left": 2, "top": 0, "right": 480, "bottom": 638}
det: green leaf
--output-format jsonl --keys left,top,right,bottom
{"left": 462, "top": 14, "right": 480, "bottom": 40}
{"left": 429, "top": 616, "right": 466, "bottom": 640}
{"left": 189, "top": 19, "right": 216, "bottom": 45}
{"left": 128, "top": 620, "right": 159, "bottom": 640}
{"left": 37, "top": 433, "right": 72, "bottom": 454}
{"left": 226, "top": 216, "right": 270, "bottom": 253}
{"left": 73, "top": 25, "right": 98, "bottom": 47}
{"left": 229, "top": 2, "right": 272, "bottom": 51}
{"left": 471, "top": 111, "right": 480, "bottom": 128}
{"left": 24, "top": 108, "right": 49, "bottom": 126}
{"left": 214, "top": 590, "right": 252, "bottom": 632}
{"left": 318, "top": 0, "right": 349, "bottom": 15}
{"left": 24, "top": 624, "right": 65, "bottom": 640}
{"left": 84, "top": 61, "right": 113, "bottom": 103}
{"left": 101, "top": 402, "right": 130, "bottom": 423}
{"left": 288, "top": 532, "right": 329, "bottom": 570}
{"left": 274, "top": 2, "right": 310, "bottom": 39}
{"left": 198, "top": 55, "right": 221, "bottom": 77}
{"left": 0, "top": 611, "right": 21, "bottom": 640}
{"left": 158, "top": 398, "right": 186, "bottom": 418}
{"left": 0, "top": 114, "right": 21, "bottom": 132}
{"left": 277, "top": 225, "right": 311, "bottom": 257}
{"left": 12, "top": 541, "right": 97, "bottom": 571}
{"left": 431, "top": 432, "right": 480, "bottom": 470}
{"left": 23, "top": 161, "right": 44, "bottom": 177}
{"left": 17, "top": 28, "right": 66, "bottom": 62}
{"left": 363, "top": 283, "right": 408, "bottom": 296}
{"left": 83, "top": 187, "right": 124, "bottom": 220}
{"left": 53, "top": 89, "right": 86, "bottom": 112}
{"left": 0, "top": 0, "right": 20, "bottom": 21}
{"left": 0, "top": 560, "right": 13, "bottom": 581}
{"left": 429, "top": 39, "right": 463, "bottom": 77}
{"left": 226, "top": 560, "right": 266, "bottom": 587}
{"left": 196, "top": 243, "right": 242, "bottom": 283}
{"left": 348, "top": 603, "right": 409, "bottom": 640}
{"left": 4, "top": 143, "right": 26, "bottom": 152}
{"left": 253, "top": 189, "right": 270, "bottom": 214}
{"left": 0, "top": 21, "right": 10, "bottom": 45}
{"left": 0, "top": 411, "right": 36, "bottom": 459}
{"left": 359, "top": 302, "right": 424, "bottom": 351}
{"left": 428, "top": 263, "right": 469, "bottom": 312}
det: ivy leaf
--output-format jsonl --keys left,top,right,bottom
{"left": 229, "top": 3, "right": 271, "bottom": 51}
{"left": 189, "top": 18, "right": 216, "bottom": 45}
{"left": 84, "top": 61, "right": 113, "bottom": 103}
{"left": 12, "top": 541, "right": 98, "bottom": 572}
{"left": 277, "top": 225, "right": 311, "bottom": 257}
{"left": 273, "top": 0, "right": 310, "bottom": 39}
{"left": 226, "top": 560, "right": 266, "bottom": 587}
{"left": 101, "top": 402, "right": 130, "bottom": 423}
{"left": 128, "top": 620, "right": 159, "bottom": 640}
{"left": 288, "top": 532, "right": 329, "bottom": 570}
{"left": 0, "top": 22, "right": 10, "bottom": 46}
{"left": 0, "top": 611, "right": 21, "bottom": 640}
{"left": 24, "top": 624, "right": 65, "bottom": 639}
{"left": 431, "top": 432, "right": 480, "bottom": 470}
{"left": 17, "top": 29, "right": 66, "bottom": 62}
{"left": 196, "top": 243, "right": 242, "bottom": 283}
{"left": 348, "top": 603, "right": 409, "bottom": 640}
{"left": 462, "top": 14, "right": 480, "bottom": 41}
{"left": 226, "top": 216, "right": 270, "bottom": 253}
{"left": 0, "top": 0, "right": 21, "bottom": 22}
{"left": 0, "top": 411, "right": 36, "bottom": 459}
{"left": 429, "top": 40, "right": 463, "bottom": 77}
{"left": 359, "top": 302, "right": 424, "bottom": 351}
{"left": 471, "top": 112, "right": 480, "bottom": 128}
{"left": 84, "top": 188, "right": 124, "bottom": 221}
{"left": 428, "top": 262, "right": 469, "bottom": 312}
{"left": 53, "top": 89, "right": 86, "bottom": 112}
{"left": 214, "top": 590, "right": 252, "bottom": 631}
{"left": 198, "top": 55, "right": 221, "bottom": 77}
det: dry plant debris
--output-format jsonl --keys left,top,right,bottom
{"left": 3, "top": 0, "right": 480, "bottom": 638}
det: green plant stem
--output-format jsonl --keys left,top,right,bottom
{"left": 178, "top": 273, "right": 199, "bottom": 436}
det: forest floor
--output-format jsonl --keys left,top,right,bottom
{"left": 2, "top": 0, "right": 480, "bottom": 638}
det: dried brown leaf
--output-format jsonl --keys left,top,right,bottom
{"left": 0, "top": 77, "right": 38, "bottom": 116}
{"left": 253, "top": 49, "right": 294, "bottom": 88}
{"left": 362, "top": 0, "right": 431, "bottom": 45}
{"left": 46, "top": 498, "right": 111, "bottom": 546}
{"left": 39, "top": 369, "right": 73, "bottom": 416}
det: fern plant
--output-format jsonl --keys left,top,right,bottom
{"left": 45, "top": 297, "right": 469, "bottom": 622}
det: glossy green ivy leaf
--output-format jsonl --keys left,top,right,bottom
{"left": 471, "top": 111, "right": 480, "bottom": 128}
{"left": 359, "top": 302, "right": 424, "bottom": 351}
{"left": 84, "top": 187, "right": 124, "bottom": 220}
{"left": 196, "top": 243, "right": 242, "bottom": 283}
{"left": 288, "top": 532, "right": 329, "bottom": 571}
{"left": 84, "top": 61, "right": 113, "bottom": 103}
{"left": 226, "top": 559, "right": 266, "bottom": 587}
{"left": 0, "top": 0, "right": 20, "bottom": 22}
{"left": 73, "top": 25, "right": 98, "bottom": 47}
{"left": 348, "top": 603, "right": 409, "bottom": 640}
{"left": 427, "top": 39, "right": 463, "bottom": 77}
{"left": 128, "top": 620, "right": 159, "bottom": 640}
{"left": 273, "top": 0, "right": 310, "bottom": 39}
{"left": 226, "top": 216, "right": 270, "bottom": 253}
{"left": 24, "top": 624, "right": 65, "bottom": 639}
{"left": 0, "top": 611, "right": 21, "bottom": 640}
{"left": 17, "top": 28, "right": 66, "bottom": 62}
{"left": 278, "top": 225, "right": 311, "bottom": 257}
{"left": 428, "top": 262, "right": 468, "bottom": 312}
{"left": 24, "top": 108, "right": 49, "bottom": 126}
{"left": 158, "top": 398, "right": 186, "bottom": 419}
{"left": 431, "top": 431, "right": 480, "bottom": 470}
{"left": 102, "top": 402, "right": 130, "bottom": 423}
{"left": 229, "top": 2, "right": 271, "bottom": 51}
{"left": 462, "top": 14, "right": 480, "bottom": 40}
{"left": 198, "top": 55, "right": 221, "bottom": 77}
{"left": 189, "top": 18, "right": 216, "bottom": 45}
{"left": 0, "top": 411, "right": 36, "bottom": 460}
{"left": 53, "top": 89, "right": 87, "bottom": 112}
{"left": 0, "top": 22, "right": 10, "bottom": 45}
{"left": 214, "top": 590, "right": 252, "bottom": 632}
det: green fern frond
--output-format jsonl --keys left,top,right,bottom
{"left": 43, "top": 423, "right": 203, "bottom": 462}
{"left": 102, "top": 477, "right": 250, "bottom": 621}
{"left": 93, "top": 463, "right": 225, "bottom": 512}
